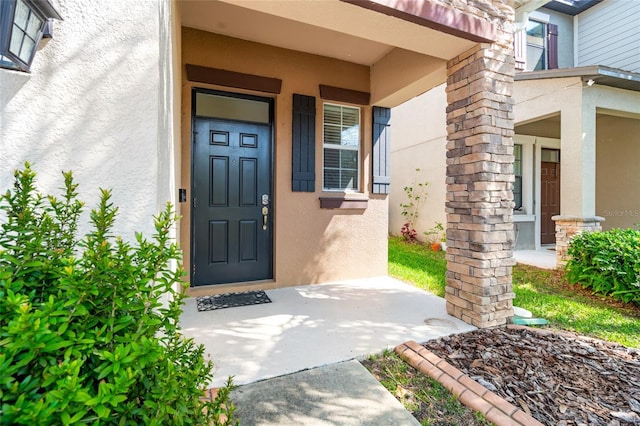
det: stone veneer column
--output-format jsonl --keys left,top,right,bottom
{"left": 444, "top": 15, "right": 516, "bottom": 328}
{"left": 553, "top": 215, "right": 604, "bottom": 267}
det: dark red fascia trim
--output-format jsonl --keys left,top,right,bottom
{"left": 319, "top": 85, "right": 371, "bottom": 105}
{"left": 186, "top": 64, "right": 282, "bottom": 94}
{"left": 339, "top": 0, "right": 496, "bottom": 44}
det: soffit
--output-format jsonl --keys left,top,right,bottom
{"left": 542, "top": 0, "right": 603, "bottom": 16}
{"left": 179, "top": 0, "right": 479, "bottom": 66}
{"left": 515, "top": 66, "right": 640, "bottom": 93}
{"left": 516, "top": 115, "right": 561, "bottom": 139}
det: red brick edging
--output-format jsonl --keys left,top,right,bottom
{"left": 395, "top": 340, "right": 543, "bottom": 426}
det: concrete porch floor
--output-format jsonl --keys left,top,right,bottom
{"left": 179, "top": 276, "right": 476, "bottom": 388}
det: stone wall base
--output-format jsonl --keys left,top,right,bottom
{"left": 552, "top": 215, "right": 605, "bottom": 266}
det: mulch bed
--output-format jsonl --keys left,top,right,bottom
{"left": 422, "top": 326, "right": 640, "bottom": 425}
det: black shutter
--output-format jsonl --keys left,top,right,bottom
{"left": 372, "top": 106, "right": 391, "bottom": 194}
{"left": 292, "top": 94, "right": 316, "bottom": 192}
{"left": 547, "top": 23, "right": 559, "bottom": 70}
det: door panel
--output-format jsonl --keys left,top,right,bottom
{"left": 540, "top": 160, "right": 560, "bottom": 244}
{"left": 210, "top": 157, "right": 229, "bottom": 206}
{"left": 193, "top": 118, "right": 272, "bottom": 285}
{"left": 240, "top": 158, "right": 257, "bottom": 206}
{"left": 239, "top": 220, "right": 258, "bottom": 262}
{"left": 209, "top": 221, "right": 228, "bottom": 264}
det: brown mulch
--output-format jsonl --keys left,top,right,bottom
{"left": 423, "top": 326, "right": 640, "bottom": 425}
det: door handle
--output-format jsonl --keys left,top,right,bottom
{"left": 262, "top": 206, "right": 268, "bottom": 231}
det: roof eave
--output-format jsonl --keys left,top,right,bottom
{"left": 515, "top": 66, "right": 640, "bottom": 92}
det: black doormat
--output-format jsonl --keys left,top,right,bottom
{"left": 196, "top": 290, "right": 272, "bottom": 312}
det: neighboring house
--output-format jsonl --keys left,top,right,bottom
{"left": 390, "top": 0, "right": 640, "bottom": 266}
{"left": 1, "top": 0, "right": 519, "bottom": 328}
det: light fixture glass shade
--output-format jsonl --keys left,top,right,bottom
{"left": 0, "top": 0, "right": 61, "bottom": 72}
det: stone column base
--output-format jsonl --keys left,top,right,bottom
{"left": 552, "top": 215, "right": 605, "bottom": 266}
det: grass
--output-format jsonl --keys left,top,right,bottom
{"left": 512, "top": 265, "right": 640, "bottom": 348}
{"left": 388, "top": 236, "right": 640, "bottom": 348}
{"left": 371, "top": 237, "right": 640, "bottom": 424}
{"left": 388, "top": 237, "right": 447, "bottom": 297}
{"left": 361, "top": 349, "right": 491, "bottom": 426}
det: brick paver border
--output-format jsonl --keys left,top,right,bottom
{"left": 395, "top": 340, "right": 543, "bottom": 426}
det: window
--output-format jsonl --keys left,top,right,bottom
{"left": 514, "top": 144, "right": 523, "bottom": 210}
{"left": 523, "top": 19, "right": 558, "bottom": 71}
{"left": 525, "top": 20, "right": 546, "bottom": 71}
{"left": 323, "top": 103, "right": 360, "bottom": 191}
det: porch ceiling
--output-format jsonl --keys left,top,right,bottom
{"left": 179, "top": 0, "right": 479, "bottom": 66}
{"left": 516, "top": 114, "right": 561, "bottom": 139}
{"left": 515, "top": 111, "right": 640, "bottom": 140}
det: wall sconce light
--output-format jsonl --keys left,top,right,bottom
{"left": 0, "top": 0, "right": 62, "bottom": 72}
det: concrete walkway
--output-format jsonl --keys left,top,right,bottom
{"left": 514, "top": 248, "right": 557, "bottom": 269}
{"left": 180, "top": 276, "right": 475, "bottom": 388}
{"left": 231, "top": 360, "right": 421, "bottom": 426}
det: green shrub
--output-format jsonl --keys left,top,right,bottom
{"left": 566, "top": 228, "right": 640, "bottom": 306}
{"left": 0, "top": 164, "right": 237, "bottom": 425}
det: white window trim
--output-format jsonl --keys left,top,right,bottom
{"left": 528, "top": 11, "right": 550, "bottom": 24}
{"left": 322, "top": 102, "right": 362, "bottom": 192}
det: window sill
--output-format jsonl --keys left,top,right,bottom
{"left": 514, "top": 214, "right": 535, "bottom": 222}
{"left": 319, "top": 197, "right": 368, "bottom": 210}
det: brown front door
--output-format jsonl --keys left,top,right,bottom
{"left": 540, "top": 160, "right": 560, "bottom": 244}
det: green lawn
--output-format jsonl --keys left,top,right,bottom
{"left": 388, "top": 237, "right": 447, "bottom": 297}
{"left": 388, "top": 237, "right": 640, "bottom": 348}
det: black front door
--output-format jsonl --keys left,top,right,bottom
{"left": 192, "top": 117, "right": 273, "bottom": 285}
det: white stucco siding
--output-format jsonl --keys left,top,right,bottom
{"left": 576, "top": 0, "right": 640, "bottom": 72}
{"left": 1, "top": 0, "right": 175, "bottom": 240}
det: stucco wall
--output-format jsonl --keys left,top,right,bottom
{"left": 389, "top": 84, "right": 447, "bottom": 240}
{"left": 1, "top": 0, "right": 175, "bottom": 240}
{"left": 181, "top": 29, "right": 388, "bottom": 288}
{"left": 596, "top": 115, "right": 640, "bottom": 230}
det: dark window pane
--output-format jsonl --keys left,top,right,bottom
{"left": 513, "top": 144, "right": 522, "bottom": 175}
{"left": 340, "top": 150, "right": 357, "bottom": 169}
{"left": 514, "top": 176, "right": 522, "bottom": 209}
{"left": 324, "top": 125, "right": 341, "bottom": 145}
{"left": 324, "top": 169, "right": 340, "bottom": 190}
{"left": 324, "top": 148, "right": 339, "bottom": 168}
{"left": 341, "top": 170, "right": 357, "bottom": 190}
{"left": 342, "top": 107, "right": 359, "bottom": 127}
{"left": 324, "top": 104, "right": 341, "bottom": 125}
